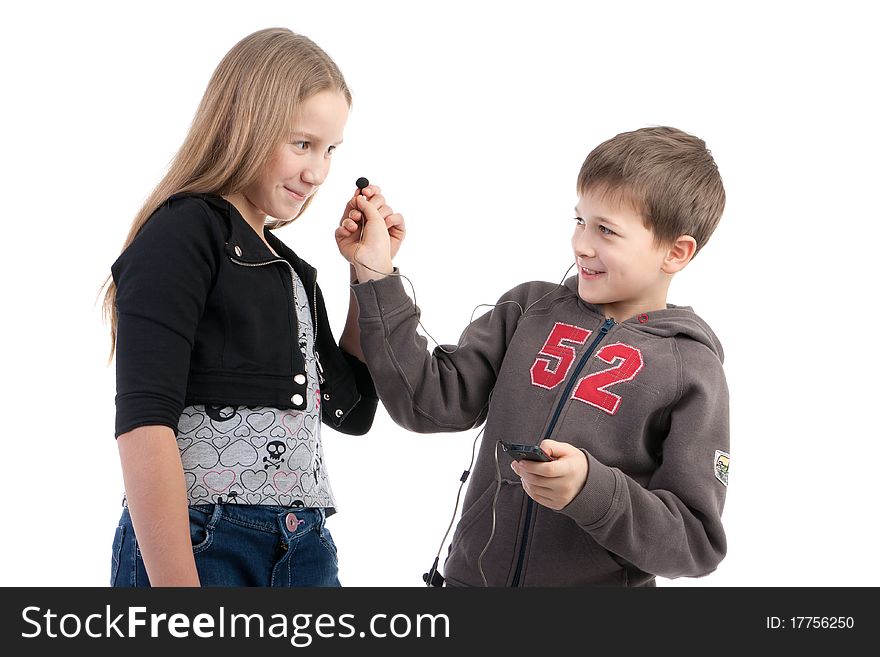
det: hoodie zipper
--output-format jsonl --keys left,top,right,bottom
{"left": 510, "top": 317, "right": 616, "bottom": 587}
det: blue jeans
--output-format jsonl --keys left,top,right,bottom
{"left": 110, "top": 504, "right": 340, "bottom": 587}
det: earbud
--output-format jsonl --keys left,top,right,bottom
{"left": 356, "top": 177, "right": 369, "bottom": 191}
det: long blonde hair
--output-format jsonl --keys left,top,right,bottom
{"left": 101, "top": 28, "right": 351, "bottom": 362}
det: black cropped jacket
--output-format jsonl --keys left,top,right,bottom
{"left": 111, "top": 193, "right": 377, "bottom": 438}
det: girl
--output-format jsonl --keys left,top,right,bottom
{"left": 103, "top": 28, "right": 403, "bottom": 586}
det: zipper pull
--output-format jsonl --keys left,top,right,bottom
{"left": 600, "top": 317, "right": 615, "bottom": 334}
{"left": 315, "top": 349, "right": 326, "bottom": 384}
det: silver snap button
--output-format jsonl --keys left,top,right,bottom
{"left": 234, "top": 245, "right": 242, "bottom": 257}
{"left": 294, "top": 374, "right": 306, "bottom": 385}
{"left": 291, "top": 394, "right": 304, "bottom": 406}
{"left": 323, "top": 393, "right": 330, "bottom": 401}
{"left": 334, "top": 409, "right": 343, "bottom": 418}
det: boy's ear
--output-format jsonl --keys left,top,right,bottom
{"left": 661, "top": 235, "right": 697, "bottom": 274}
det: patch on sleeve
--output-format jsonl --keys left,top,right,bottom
{"left": 714, "top": 450, "right": 730, "bottom": 487}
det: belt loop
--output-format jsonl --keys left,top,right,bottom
{"left": 206, "top": 504, "right": 224, "bottom": 531}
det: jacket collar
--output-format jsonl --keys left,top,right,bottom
{"left": 184, "top": 193, "right": 316, "bottom": 278}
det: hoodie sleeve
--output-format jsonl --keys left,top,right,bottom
{"left": 111, "top": 198, "right": 221, "bottom": 438}
{"left": 351, "top": 273, "right": 524, "bottom": 432}
{"left": 559, "top": 339, "right": 729, "bottom": 578}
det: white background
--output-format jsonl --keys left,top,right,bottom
{"left": 1, "top": 0, "right": 877, "bottom": 587}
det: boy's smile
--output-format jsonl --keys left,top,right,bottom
{"left": 572, "top": 188, "right": 685, "bottom": 323}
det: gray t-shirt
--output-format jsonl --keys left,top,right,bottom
{"left": 175, "top": 271, "right": 335, "bottom": 509}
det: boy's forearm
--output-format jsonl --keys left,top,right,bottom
{"left": 353, "top": 261, "right": 390, "bottom": 283}
{"left": 117, "top": 425, "right": 200, "bottom": 587}
{"left": 351, "top": 274, "right": 517, "bottom": 433}
{"left": 561, "top": 454, "right": 726, "bottom": 579}
{"left": 560, "top": 368, "right": 729, "bottom": 579}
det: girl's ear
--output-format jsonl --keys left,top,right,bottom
{"left": 661, "top": 235, "right": 697, "bottom": 274}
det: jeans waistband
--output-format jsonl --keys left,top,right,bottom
{"left": 120, "top": 503, "right": 327, "bottom": 542}
{"left": 190, "top": 504, "right": 326, "bottom": 538}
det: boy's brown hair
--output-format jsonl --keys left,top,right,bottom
{"left": 577, "top": 126, "right": 725, "bottom": 255}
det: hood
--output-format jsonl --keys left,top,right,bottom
{"left": 563, "top": 276, "right": 724, "bottom": 362}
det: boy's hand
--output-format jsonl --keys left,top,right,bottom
{"left": 509, "top": 439, "right": 589, "bottom": 511}
{"left": 335, "top": 184, "right": 405, "bottom": 280}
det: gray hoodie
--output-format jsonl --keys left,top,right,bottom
{"left": 352, "top": 274, "right": 729, "bottom": 586}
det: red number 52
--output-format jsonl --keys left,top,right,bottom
{"left": 530, "top": 323, "right": 644, "bottom": 415}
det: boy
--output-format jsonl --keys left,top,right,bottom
{"left": 337, "top": 126, "right": 728, "bottom": 586}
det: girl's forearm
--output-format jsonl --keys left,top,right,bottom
{"left": 340, "top": 264, "right": 366, "bottom": 362}
{"left": 117, "top": 425, "right": 200, "bottom": 586}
